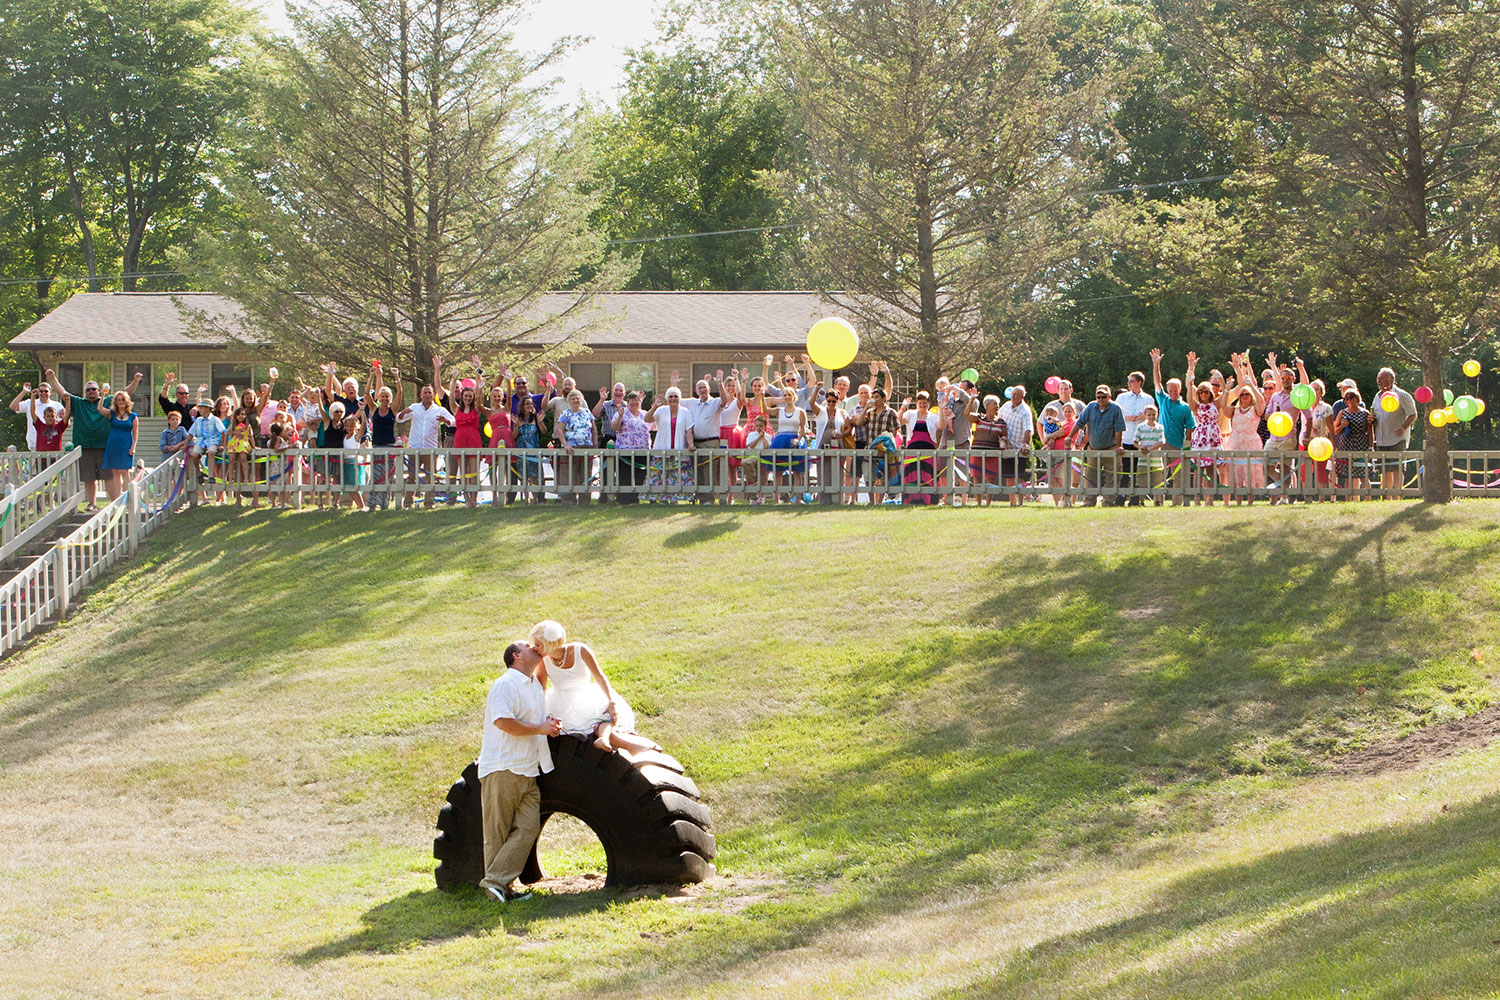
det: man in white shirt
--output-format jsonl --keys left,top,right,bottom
{"left": 685, "top": 378, "right": 726, "bottom": 502}
{"left": 398, "top": 384, "right": 456, "bottom": 507}
{"left": 10, "top": 381, "right": 64, "bottom": 450}
{"left": 1115, "top": 371, "right": 1153, "bottom": 506}
{"left": 478, "top": 641, "right": 561, "bottom": 904}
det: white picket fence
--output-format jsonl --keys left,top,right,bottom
{"left": 0, "top": 453, "right": 186, "bottom": 655}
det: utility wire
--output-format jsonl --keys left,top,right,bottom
{"left": 0, "top": 174, "right": 1234, "bottom": 284}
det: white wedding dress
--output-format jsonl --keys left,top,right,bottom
{"left": 545, "top": 645, "right": 637, "bottom": 737}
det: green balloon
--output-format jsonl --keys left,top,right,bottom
{"left": 1444, "top": 388, "right": 1456, "bottom": 406}
{"left": 960, "top": 368, "right": 979, "bottom": 383}
{"left": 1290, "top": 383, "right": 1315, "bottom": 410}
{"left": 1454, "top": 395, "right": 1479, "bottom": 422}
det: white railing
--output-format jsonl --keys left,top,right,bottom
{"left": 0, "top": 449, "right": 83, "bottom": 564}
{"left": 200, "top": 444, "right": 1464, "bottom": 507}
{"left": 0, "top": 450, "right": 64, "bottom": 489}
{"left": 0, "top": 453, "right": 185, "bottom": 655}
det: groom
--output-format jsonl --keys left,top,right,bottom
{"left": 478, "top": 640, "right": 561, "bottom": 903}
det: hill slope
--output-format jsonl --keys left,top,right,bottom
{"left": 1, "top": 503, "right": 1498, "bottom": 998}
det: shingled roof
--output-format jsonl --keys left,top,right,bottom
{"left": 9, "top": 291, "right": 837, "bottom": 352}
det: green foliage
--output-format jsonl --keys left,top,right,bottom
{"left": 584, "top": 42, "right": 800, "bottom": 290}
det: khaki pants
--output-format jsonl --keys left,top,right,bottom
{"left": 480, "top": 769, "right": 541, "bottom": 893}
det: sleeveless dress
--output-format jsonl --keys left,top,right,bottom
{"left": 1191, "top": 401, "right": 1223, "bottom": 468}
{"left": 103, "top": 413, "right": 137, "bottom": 471}
{"left": 488, "top": 408, "right": 514, "bottom": 448}
{"left": 452, "top": 408, "right": 483, "bottom": 448}
{"left": 1339, "top": 408, "right": 1372, "bottom": 481}
{"left": 545, "top": 645, "right": 637, "bottom": 738}
{"left": 904, "top": 410, "right": 938, "bottom": 503}
{"left": 1226, "top": 404, "right": 1265, "bottom": 488}
{"left": 766, "top": 404, "right": 805, "bottom": 474}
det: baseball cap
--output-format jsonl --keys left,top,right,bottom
{"left": 1337, "top": 378, "right": 1356, "bottom": 389}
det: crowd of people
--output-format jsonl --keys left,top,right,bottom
{"left": 9, "top": 349, "right": 1433, "bottom": 509}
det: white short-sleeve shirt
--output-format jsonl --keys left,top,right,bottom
{"left": 478, "top": 670, "right": 554, "bottom": 779}
{"left": 405, "top": 401, "right": 455, "bottom": 449}
{"left": 1115, "top": 389, "right": 1152, "bottom": 445}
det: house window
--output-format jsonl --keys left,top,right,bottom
{"left": 611, "top": 363, "right": 656, "bottom": 393}
{"left": 56, "top": 364, "right": 84, "bottom": 395}
{"left": 211, "top": 364, "right": 251, "bottom": 401}
{"left": 690, "top": 364, "right": 739, "bottom": 395}
{"left": 569, "top": 363, "right": 613, "bottom": 397}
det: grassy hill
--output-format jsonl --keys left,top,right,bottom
{"left": 2, "top": 503, "right": 1499, "bottom": 998}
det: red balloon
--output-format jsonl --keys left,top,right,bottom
{"left": 1414, "top": 385, "right": 1433, "bottom": 404}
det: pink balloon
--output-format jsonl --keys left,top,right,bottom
{"left": 543, "top": 373, "right": 556, "bottom": 387}
{"left": 1045, "top": 375, "right": 1062, "bottom": 394}
{"left": 1414, "top": 385, "right": 1433, "bottom": 404}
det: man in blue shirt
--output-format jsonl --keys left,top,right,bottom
{"left": 1150, "top": 349, "right": 1197, "bottom": 505}
{"left": 1071, "top": 384, "right": 1126, "bottom": 506}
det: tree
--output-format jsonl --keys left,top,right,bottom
{"left": 0, "top": 0, "right": 254, "bottom": 292}
{"left": 189, "top": 0, "right": 617, "bottom": 387}
{"left": 585, "top": 41, "right": 800, "bottom": 291}
{"left": 1106, "top": 0, "right": 1500, "bottom": 502}
{"left": 770, "top": 0, "right": 1116, "bottom": 387}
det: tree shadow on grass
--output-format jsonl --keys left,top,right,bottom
{"left": 942, "top": 792, "right": 1500, "bottom": 999}
{"left": 294, "top": 885, "right": 619, "bottom": 963}
{"left": 717, "top": 502, "right": 1500, "bottom": 955}
{"left": 662, "top": 516, "right": 741, "bottom": 548}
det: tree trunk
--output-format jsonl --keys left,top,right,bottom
{"left": 61, "top": 147, "right": 100, "bottom": 293}
{"left": 1420, "top": 334, "right": 1452, "bottom": 503}
{"left": 914, "top": 166, "right": 939, "bottom": 391}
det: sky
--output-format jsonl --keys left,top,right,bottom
{"left": 251, "top": 0, "right": 664, "bottom": 103}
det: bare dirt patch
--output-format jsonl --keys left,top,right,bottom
{"left": 1330, "top": 705, "right": 1500, "bottom": 775}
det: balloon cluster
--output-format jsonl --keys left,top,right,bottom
{"left": 1417, "top": 360, "right": 1486, "bottom": 428}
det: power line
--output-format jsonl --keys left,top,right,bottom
{"left": 1083, "top": 173, "right": 1234, "bottom": 197}
{"left": 605, "top": 224, "right": 799, "bottom": 246}
{"left": 0, "top": 175, "right": 1235, "bottom": 285}
{"left": 0, "top": 271, "right": 190, "bottom": 287}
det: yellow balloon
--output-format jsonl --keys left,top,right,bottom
{"left": 1430, "top": 409, "right": 1447, "bottom": 427}
{"left": 806, "top": 318, "right": 860, "bottom": 370}
{"left": 1380, "top": 392, "right": 1400, "bottom": 412}
{"left": 1307, "top": 436, "right": 1333, "bottom": 462}
{"left": 1267, "top": 411, "right": 1294, "bottom": 438}
{"left": 1477, "top": 398, "right": 1487, "bottom": 416}
{"left": 484, "top": 421, "right": 492, "bottom": 437}
{"left": 1464, "top": 359, "right": 1481, "bottom": 378}
{"left": 1444, "top": 407, "right": 1457, "bottom": 422}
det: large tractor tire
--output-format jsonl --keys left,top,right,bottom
{"left": 433, "top": 735, "right": 716, "bottom": 891}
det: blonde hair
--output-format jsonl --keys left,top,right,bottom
{"left": 528, "top": 619, "right": 566, "bottom": 655}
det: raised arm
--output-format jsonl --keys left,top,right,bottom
{"left": 1184, "top": 352, "right": 1198, "bottom": 393}
{"left": 45, "top": 368, "right": 66, "bottom": 399}
{"left": 127, "top": 369, "right": 144, "bottom": 397}
{"left": 1150, "top": 348, "right": 1165, "bottom": 396}
{"left": 9, "top": 384, "right": 30, "bottom": 412}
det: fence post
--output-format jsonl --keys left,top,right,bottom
{"left": 126, "top": 485, "right": 140, "bottom": 556}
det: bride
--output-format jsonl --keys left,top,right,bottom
{"left": 528, "top": 620, "right": 659, "bottom": 754}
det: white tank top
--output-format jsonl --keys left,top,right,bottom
{"left": 777, "top": 404, "right": 802, "bottom": 434}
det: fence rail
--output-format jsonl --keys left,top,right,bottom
{"left": 0, "top": 449, "right": 83, "bottom": 564}
{"left": 169, "top": 444, "right": 1500, "bottom": 506}
{"left": 0, "top": 453, "right": 185, "bottom": 655}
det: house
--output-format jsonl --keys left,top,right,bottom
{"left": 8, "top": 290, "right": 861, "bottom": 458}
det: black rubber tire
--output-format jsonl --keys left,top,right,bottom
{"left": 433, "top": 735, "right": 716, "bottom": 891}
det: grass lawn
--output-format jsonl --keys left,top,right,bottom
{"left": 2, "top": 502, "right": 1499, "bottom": 998}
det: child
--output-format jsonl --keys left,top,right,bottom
{"left": 192, "top": 399, "right": 228, "bottom": 504}
{"left": 158, "top": 409, "right": 191, "bottom": 464}
{"left": 226, "top": 406, "right": 255, "bottom": 506}
{"left": 267, "top": 421, "right": 293, "bottom": 508}
{"left": 34, "top": 388, "right": 71, "bottom": 455}
{"left": 339, "top": 413, "right": 365, "bottom": 510}
{"left": 1136, "top": 403, "right": 1167, "bottom": 505}
{"left": 744, "top": 412, "right": 772, "bottom": 502}
{"left": 529, "top": 620, "right": 659, "bottom": 755}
